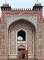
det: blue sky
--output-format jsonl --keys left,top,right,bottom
{"left": 0, "top": 0, "right": 44, "bottom": 16}
{"left": 0, "top": 0, "right": 44, "bottom": 8}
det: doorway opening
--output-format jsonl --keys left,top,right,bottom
{"left": 17, "top": 45, "right": 28, "bottom": 60}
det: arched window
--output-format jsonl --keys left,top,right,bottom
{"left": 17, "top": 30, "right": 26, "bottom": 41}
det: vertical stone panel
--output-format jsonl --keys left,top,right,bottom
{"left": 27, "top": 28, "right": 35, "bottom": 58}
{"left": 10, "top": 30, "right": 16, "bottom": 54}
{"left": 0, "top": 23, "right": 8, "bottom": 60}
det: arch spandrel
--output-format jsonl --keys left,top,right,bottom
{"left": 4, "top": 15, "right": 37, "bottom": 30}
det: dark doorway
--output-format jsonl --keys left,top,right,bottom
{"left": 17, "top": 48, "right": 28, "bottom": 60}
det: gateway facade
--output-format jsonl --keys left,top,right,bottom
{"left": 0, "top": 2, "right": 44, "bottom": 60}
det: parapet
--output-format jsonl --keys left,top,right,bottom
{"left": 12, "top": 8, "right": 32, "bottom": 11}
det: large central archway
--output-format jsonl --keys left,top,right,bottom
{"left": 8, "top": 19, "right": 36, "bottom": 60}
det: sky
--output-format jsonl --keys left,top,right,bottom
{"left": 0, "top": 0, "right": 44, "bottom": 16}
{"left": 0, "top": 0, "right": 44, "bottom": 8}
